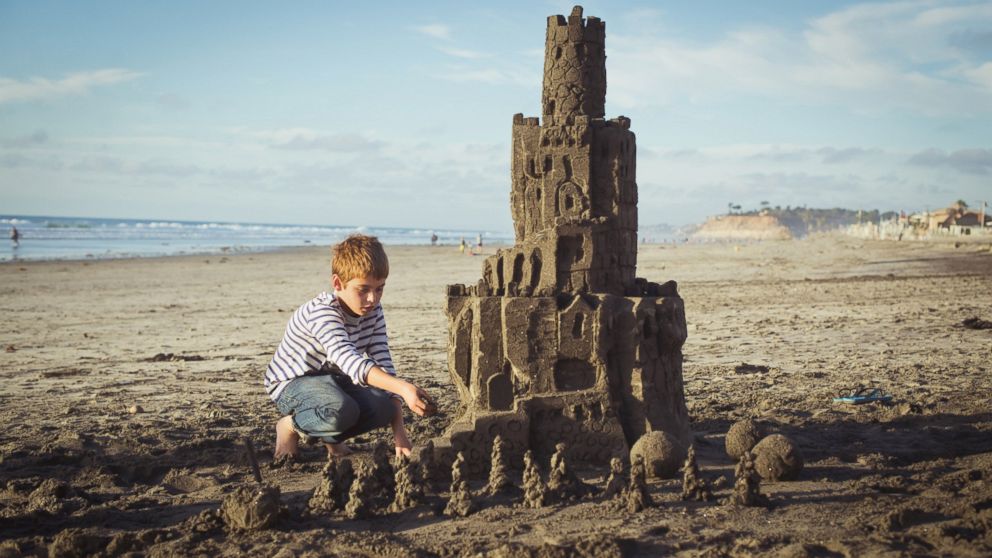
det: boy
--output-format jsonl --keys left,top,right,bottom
{"left": 264, "top": 234, "right": 434, "bottom": 460}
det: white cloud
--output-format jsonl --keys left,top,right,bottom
{"left": 965, "top": 61, "right": 992, "bottom": 89}
{"left": 435, "top": 65, "right": 532, "bottom": 86}
{"left": 438, "top": 47, "right": 489, "bottom": 59}
{"left": 0, "top": 69, "right": 142, "bottom": 104}
{"left": 1, "top": 130, "right": 48, "bottom": 148}
{"left": 247, "top": 128, "right": 383, "bottom": 153}
{"left": 908, "top": 148, "right": 992, "bottom": 174}
{"left": 608, "top": 1, "right": 992, "bottom": 115}
{"left": 414, "top": 23, "right": 452, "bottom": 40}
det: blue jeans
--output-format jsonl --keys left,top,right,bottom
{"left": 274, "top": 373, "right": 397, "bottom": 444}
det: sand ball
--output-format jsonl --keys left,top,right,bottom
{"left": 752, "top": 434, "right": 804, "bottom": 481}
{"left": 630, "top": 430, "right": 686, "bottom": 479}
{"left": 725, "top": 418, "right": 767, "bottom": 460}
{"left": 220, "top": 484, "right": 281, "bottom": 531}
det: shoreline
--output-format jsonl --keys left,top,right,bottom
{"left": 0, "top": 241, "right": 515, "bottom": 265}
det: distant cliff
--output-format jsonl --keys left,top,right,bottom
{"left": 692, "top": 208, "right": 888, "bottom": 240}
{"left": 692, "top": 215, "right": 792, "bottom": 241}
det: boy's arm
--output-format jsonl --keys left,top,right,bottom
{"left": 366, "top": 309, "right": 397, "bottom": 375}
{"left": 310, "top": 308, "right": 384, "bottom": 387}
{"left": 390, "top": 399, "right": 412, "bottom": 457}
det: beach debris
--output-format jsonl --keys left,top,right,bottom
{"left": 143, "top": 353, "right": 206, "bottom": 362}
{"left": 734, "top": 362, "right": 769, "bottom": 374}
{"left": 630, "top": 430, "right": 685, "bottom": 479}
{"left": 370, "top": 441, "right": 396, "bottom": 508}
{"left": 602, "top": 456, "right": 626, "bottom": 499}
{"left": 728, "top": 451, "right": 768, "bottom": 507}
{"left": 220, "top": 484, "right": 282, "bottom": 531}
{"left": 521, "top": 450, "right": 547, "bottom": 508}
{"left": 389, "top": 453, "right": 425, "bottom": 512}
{"left": 752, "top": 434, "right": 804, "bottom": 481}
{"left": 725, "top": 418, "right": 768, "bottom": 461}
{"left": 308, "top": 458, "right": 353, "bottom": 514}
{"left": 547, "top": 442, "right": 592, "bottom": 501}
{"left": 960, "top": 317, "right": 992, "bottom": 330}
{"left": 486, "top": 435, "right": 515, "bottom": 496}
{"left": 681, "top": 445, "right": 713, "bottom": 502}
{"left": 243, "top": 438, "right": 263, "bottom": 484}
{"left": 345, "top": 461, "right": 376, "bottom": 519}
{"left": 833, "top": 386, "right": 893, "bottom": 405}
{"left": 444, "top": 451, "right": 475, "bottom": 517}
{"left": 623, "top": 454, "right": 653, "bottom": 513}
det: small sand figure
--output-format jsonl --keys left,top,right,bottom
{"left": 308, "top": 458, "right": 353, "bottom": 514}
{"left": 418, "top": 439, "right": 441, "bottom": 491}
{"left": 389, "top": 453, "right": 425, "bottom": 512}
{"left": 602, "top": 456, "right": 626, "bottom": 499}
{"left": 547, "top": 442, "right": 591, "bottom": 501}
{"left": 370, "top": 441, "right": 396, "bottom": 507}
{"left": 681, "top": 445, "right": 713, "bottom": 502}
{"left": 624, "top": 454, "right": 653, "bottom": 513}
{"left": 444, "top": 452, "right": 475, "bottom": 517}
{"left": 521, "top": 450, "right": 547, "bottom": 508}
{"left": 728, "top": 451, "right": 768, "bottom": 507}
{"left": 344, "top": 461, "right": 376, "bottom": 519}
{"left": 486, "top": 435, "right": 515, "bottom": 496}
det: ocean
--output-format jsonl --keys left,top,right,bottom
{"left": 1, "top": 215, "right": 512, "bottom": 262}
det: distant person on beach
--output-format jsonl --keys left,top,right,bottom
{"left": 459, "top": 237, "right": 467, "bottom": 254}
{"left": 264, "top": 234, "right": 435, "bottom": 460}
{"left": 9, "top": 226, "right": 19, "bottom": 248}
{"left": 476, "top": 233, "right": 483, "bottom": 251}
{"left": 430, "top": 232, "right": 438, "bottom": 246}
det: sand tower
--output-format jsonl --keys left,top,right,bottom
{"left": 431, "top": 6, "right": 689, "bottom": 475}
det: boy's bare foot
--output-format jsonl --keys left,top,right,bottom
{"left": 325, "top": 442, "right": 353, "bottom": 458}
{"left": 274, "top": 415, "right": 300, "bottom": 459}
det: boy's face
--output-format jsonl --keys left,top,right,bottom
{"left": 332, "top": 274, "right": 386, "bottom": 317}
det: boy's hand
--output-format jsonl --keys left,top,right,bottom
{"left": 366, "top": 367, "right": 436, "bottom": 417}
{"left": 401, "top": 384, "right": 437, "bottom": 417}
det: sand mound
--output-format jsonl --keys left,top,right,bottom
{"left": 48, "top": 529, "right": 108, "bottom": 558}
{"left": 752, "top": 434, "right": 804, "bottom": 481}
{"left": 220, "top": 484, "right": 282, "bottom": 531}
{"left": 630, "top": 430, "right": 685, "bottom": 479}
{"left": 726, "top": 419, "right": 768, "bottom": 460}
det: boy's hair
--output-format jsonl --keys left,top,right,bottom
{"left": 331, "top": 234, "right": 389, "bottom": 283}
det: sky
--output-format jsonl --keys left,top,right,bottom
{"left": 1, "top": 0, "right": 990, "bottom": 232}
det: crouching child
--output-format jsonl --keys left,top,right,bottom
{"left": 264, "top": 234, "right": 434, "bottom": 459}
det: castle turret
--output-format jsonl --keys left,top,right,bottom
{"left": 542, "top": 6, "right": 606, "bottom": 122}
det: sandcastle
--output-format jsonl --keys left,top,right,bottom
{"left": 431, "top": 5, "right": 690, "bottom": 475}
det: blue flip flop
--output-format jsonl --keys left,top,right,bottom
{"left": 833, "top": 386, "right": 893, "bottom": 405}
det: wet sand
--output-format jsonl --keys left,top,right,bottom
{"left": 1, "top": 235, "right": 991, "bottom": 556}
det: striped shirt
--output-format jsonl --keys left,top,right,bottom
{"left": 264, "top": 291, "right": 396, "bottom": 401}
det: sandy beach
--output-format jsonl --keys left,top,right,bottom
{"left": 2, "top": 235, "right": 991, "bottom": 556}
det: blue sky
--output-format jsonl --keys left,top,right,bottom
{"left": 1, "top": 1, "right": 990, "bottom": 231}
